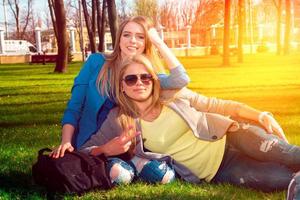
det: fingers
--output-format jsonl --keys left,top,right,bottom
{"left": 49, "top": 143, "right": 74, "bottom": 159}
{"left": 273, "top": 126, "right": 289, "bottom": 143}
{"left": 51, "top": 146, "right": 62, "bottom": 158}
{"left": 263, "top": 116, "right": 289, "bottom": 143}
{"left": 60, "top": 145, "right": 68, "bottom": 157}
{"left": 120, "top": 126, "right": 141, "bottom": 143}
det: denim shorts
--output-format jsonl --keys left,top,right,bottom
{"left": 107, "top": 157, "right": 175, "bottom": 184}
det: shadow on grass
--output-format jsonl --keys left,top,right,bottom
{"left": 0, "top": 171, "right": 47, "bottom": 199}
{"left": 0, "top": 120, "right": 59, "bottom": 128}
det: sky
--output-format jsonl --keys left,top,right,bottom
{"left": 0, "top": 0, "right": 47, "bottom": 28}
{"left": 0, "top": 0, "right": 134, "bottom": 31}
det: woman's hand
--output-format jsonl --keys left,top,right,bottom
{"left": 259, "top": 112, "right": 289, "bottom": 143}
{"left": 148, "top": 28, "right": 164, "bottom": 47}
{"left": 49, "top": 142, "right": 74, "bottom": 158}
{"left": 91, "top": 126, "right": 140, "bottom": 156}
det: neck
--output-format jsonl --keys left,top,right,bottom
{"left": 134, "top": 96, "right": 153, "bottom": 113}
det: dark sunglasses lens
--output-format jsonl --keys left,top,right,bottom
{"left": 140, "top": 74, "right": 153, "bottom": 85}
{"left": 124, "top": 75, "right": 138, "bottom": 86}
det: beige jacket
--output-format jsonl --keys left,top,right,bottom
{"left": 80, "top": 88, "right": 245, "bottom": 183}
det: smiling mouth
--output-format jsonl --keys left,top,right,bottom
{"left": 133, "top": 88, "right": 146, "bottom": 92}
{"left": 127, "top": 46, "right": 138, "bottom": 51}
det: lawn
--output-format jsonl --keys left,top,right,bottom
{"left": 0, "top": 53, "right": 299, "bottom": 199}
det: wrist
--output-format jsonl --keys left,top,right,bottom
{"left": 153, "top": 40, "right": 165, "bottom": 48}
{"left": 91, "top": 145, "right": 107, "bottom": 156}
{"left": 258, "top": 111, "right": 273, "bottom": 123}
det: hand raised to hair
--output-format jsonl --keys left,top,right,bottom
{"left": 91, "top": 126, "right": 140, "bottom": 156}
{"left": 148, "top": 28, "right": 164, "bottom": 47}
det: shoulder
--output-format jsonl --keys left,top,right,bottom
{"left": 160, "top": 87, "right": 191, "bottom": 101}
{"left": 85, "top": 53, "right": 106, "bottom": 71}
{"left": 87, "top": 53, "right": 106, "bottom": 62}
{"left": 106, "top": 107, "right": 120, "bottom": 121}
{"left": 88, "top": 53, "right": 106, "bottom": 64}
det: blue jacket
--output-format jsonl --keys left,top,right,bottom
{"left": 62, "top": 53, "right": 190, "bottom": 148}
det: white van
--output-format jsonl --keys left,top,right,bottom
{"left": 4, "top": 40, "right": 37, "bottom": 55}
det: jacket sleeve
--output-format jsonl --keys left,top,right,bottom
{"left": 61, "top": 54, "right": 105, "bottom": 127}
{"left": 178, "top": 87, "right": 245, "bottom": 117}
{"left": 79, "top": 108, "right": 121, "bottom": 154}
{"left": 158, "top": 64, "right": 190, "bottom": 89}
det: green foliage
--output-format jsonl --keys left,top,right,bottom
{"left": 1, "top": 53, "right": 300, "bottom": 199}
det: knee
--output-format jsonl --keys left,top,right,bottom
{"left": 139, "top": 160, "right": 175, "bottom": 184}
{"left": 108, "top": 159, "right": 135, "bottom": 185}
{"left": 287, "top": 172, "right": 300, "bottom": 200}
{"left": 161, "top": 167, "right": 176, "bottom": 184}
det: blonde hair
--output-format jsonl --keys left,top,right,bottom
{"left": 115, "top": 55, "right": 162, "bottom": 155}
{"left": 97, "top": 16, "right": 164, "bottom": 99}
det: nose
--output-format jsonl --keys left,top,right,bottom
{"left": 135, "top": 78, "right": 143, "bottom": 85}
{"left": 130, "top": 36, "right": 136, "bottom": 43}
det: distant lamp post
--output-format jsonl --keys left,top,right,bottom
{"left": 234, "top": 24, "right": 238, "bottom": 47}
{"left": 35, "top": 27, "right": 42, "bottom": 54}
{"left": 0, "top": 28, "right": 5, "bottom": 54}
{"left": 211, "top": 24, "right": 217, "bottom": 41}
{"left": 258, "top": 24, "right": 264, "bottom": 43}
{"left": 3, "top": 0, "right": 9, "bottom": 39}
{"left": 69, "top": 26, "right": 76, "bottom": 53}
{"left": 186, "top": 25, "right": 192, "bottom": 49}
{"left": 281, "top": 23, "right": 285, "bottom": 46}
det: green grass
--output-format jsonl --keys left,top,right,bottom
{"left": 1, "top": 53, "right": 299, "bottom": 199}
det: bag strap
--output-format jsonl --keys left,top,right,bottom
{"left": 66, "top": 151, "right": 106, "bottom": 171}
{"left": 37, "top": 148, "right": 106, "bottom": 171}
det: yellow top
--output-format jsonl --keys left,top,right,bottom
{"left": 141, "top": 106, "right": 226, "bottom": 182}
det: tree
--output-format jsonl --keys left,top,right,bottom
{"left": 7, "top": 0, "right": 34, "bottom": 40}
{"left": 159, "top": 0, "right": 179, "bottom": 31}
{"left": 134, "top": 0, "right": 158, "bottom": 25}
{"left": 117, "top": 0, "right": 132, "bottom": 21}
{"left": 48, "top": 0, "right": 69, "bottom": 73}
{"left": 82, "top": 0, "right": 97, "bottom": 53}
{"left": 223, "top": 0, "right": 230, "bottom": 66}
{"left": 273, "top": 0, "right": 282, "bottom": 55}
{"left": 190, "top": 0, "right": 224, "bottom": 46}
{"left": 237, "top": 0, "right": 245, "bottom": 63}
{"left": 97, "top": 0, "right": 106, "bottom": 52}
{"left": 284, "top": 0, "right": 291, "bottom": 55}
{"left": 107, "top": 0, "right": 118, "bottom": 47}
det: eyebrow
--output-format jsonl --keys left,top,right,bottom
{"left": 122, "top": 31, "right": 144, "bottom": 35}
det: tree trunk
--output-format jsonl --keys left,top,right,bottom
{"left": 78, "top": 0, "right": 85, "bottom": 61}
{"left": 284, "top": 0, "right": 291, "bottom": 55}
{"left": 53, "top": 0, "right": 69, "bottom": 73}
{"left": 20, "top": 0, "right": 32, "bottom": 39}
{"left": 107, "top": 0, "right": 118, "bottom": 47}
{"left": 7, "top": 0, "right": 20, "bottom": 39}
{"left": 97, "top": 0, "right": 106, "bottom": 52}
{"left": 276, "top": 0, "right": 282, "bottom": 55}
{"left": 48, "top": 0, "right": 58, "bottom": 40}
{"left": 92, "top": 0, "right": 97, "bottom": 34}
{"left": 82, "top": 0, "right": 97, "bottom": 53}
{"left": 238, "top": 0, "right": 245, "bottom": 63}
{"left": 223, "top": 0, "right": 230, "bottom": 66}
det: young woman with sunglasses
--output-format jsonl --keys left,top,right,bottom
{"left": 81, "top": 54, "right": 300, "bottom": 198}
{"left": 50, "top": 16, "right": 189, "bottom": 159}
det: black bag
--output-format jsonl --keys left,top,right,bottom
{"left": 32, "top": 148, "right": 112, "bottom": 194}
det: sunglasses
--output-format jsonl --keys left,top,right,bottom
{"left": 123, "top": 74, "right": 153, "bottom": 86}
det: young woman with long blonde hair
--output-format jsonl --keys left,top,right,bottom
{"left": 81, "top": 54, "right": 300, "bottom": 198}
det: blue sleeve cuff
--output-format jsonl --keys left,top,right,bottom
{"left": 158, "top": 64, "right": 190, "bottom": 89}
